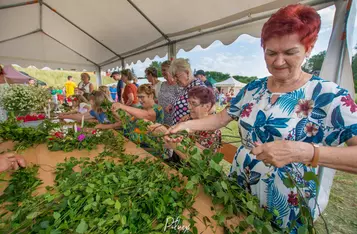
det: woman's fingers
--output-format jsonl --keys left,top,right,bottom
{"left": 15, "top": 155, "right": 26, "bottom": 168}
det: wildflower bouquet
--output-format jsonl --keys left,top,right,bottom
{"left": 0, "top": 85, "right": 51, "bottom": 115}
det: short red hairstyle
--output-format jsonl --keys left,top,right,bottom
{"left": 261, "top": 4, "right": 321, "bottom": 51}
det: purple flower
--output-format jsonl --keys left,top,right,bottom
{"left": 77, "top": 127, "right": 81, "bottom": 132}
{"left": 77, "top": 134, "right": 86, "bottom": 142}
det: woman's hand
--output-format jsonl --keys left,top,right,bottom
{"left": 164, "top": 122, "right": 190, "bottom": 143}
{"left": 250, "top": 141, "right": 313, "bottom": 167}
{"left": 111, "top": 103, "right": 122, "bottom": 112}
{"left": 148, "top": 123, "right": 167, "bottom": 136}
{"left": 0, "top": 152, "right": 26, "bottom": 172}
{"left": 165, "top": 104, "right": 173, "bottom": 113}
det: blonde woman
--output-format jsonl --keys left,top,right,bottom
{"left": 121, "top": 69, "right": 139, "bottom": 107}
{"left": 169, "top": 58, "right": 205, "bottom": 124}
{"left": 99, "top": 85, "right": 114, "bottom": 102}
{"left": 158, "top": 60, "right": 184, "bottom": 126}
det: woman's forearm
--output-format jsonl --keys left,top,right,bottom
{"left": 316, "top": 145, "right": 357, "bottom": 174}
{"left": 181, "top": 109, "right": 232, "bottom": 131}
{"left": 126, "top": 95, "right": 133, "bottom": 106}
{"left": 121, "top": 105, "right": 155, "bottom": 122}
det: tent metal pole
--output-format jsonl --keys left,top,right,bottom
{"left": 96, "top": 66, "right": 102, "bottom": 87}
{"left": 39, "top": 0, "right": 43, "bottom": 30}
{"left": 121, "top": 60, "right": 125, "bottom": 70}
{"left": 0, "top": 30, "right": 41, "bottom": 44}
{"left": 168, "top": 43, "right": 177, "bottom": 60}
{"left": 0, "top": 1, "right": 38, "bottom": 10}
{"left": 42, "top": 2, "right": 123, "bottom": 60}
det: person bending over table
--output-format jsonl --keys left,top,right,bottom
{"left": 96, "top": 84, "right": 164, "bottom": 130}
{"left": 59, "top": 91, "right": 110, "bottom": 124}
{"left": 0, "top": 152, "right": 26, "bottom": 173}
{"left": 150, "top": 86, "right": 221, "bottom": 161}
{"left": 165, "top": 4, "right": 357, "bottom": 230}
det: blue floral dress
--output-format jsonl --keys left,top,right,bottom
{"left": 228, "top": 76, "right": 357, "bottom": 231}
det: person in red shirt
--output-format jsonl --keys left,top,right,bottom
{"left": 121, "top": 69, "right": 140, "bottom": 107}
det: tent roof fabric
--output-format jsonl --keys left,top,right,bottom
{"left": 214, "top": 77, "right": 247, "bottom": 88}
{"left": 0, "top": 0, "right": 333, "bottom": 71}
{"left": 3, "top": 64, "right": 31, "bottom": 84}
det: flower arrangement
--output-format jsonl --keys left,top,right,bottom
{"left": 47, "top": 126, "right": 107, "bottom": 152}
{"left": 0, "top": 85, "right": 51, "bottom": 115}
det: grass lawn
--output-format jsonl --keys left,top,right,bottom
{"left": 218, "top": 106, "right": 357, "bottom": 234}
{"left": 15, "top": 67, "right": 114, "bottom": 88}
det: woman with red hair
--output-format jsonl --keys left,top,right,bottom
{"left": 167, "top": 4, "right": 357, "bottom": 230}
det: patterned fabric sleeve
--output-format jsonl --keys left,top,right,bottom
{"left": 153, "top": 104, "right": 164, "bottom": 124}
{"left": 227, "top": 86, "right": 247, "bottom": 120}
{"left": 323, "top": 90, "right": 357, "bottom": 146}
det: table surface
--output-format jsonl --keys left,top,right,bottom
{"left": 0, "top": 140, "right": 244, "bottom": 233}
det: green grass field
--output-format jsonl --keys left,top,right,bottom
{"left": 15, "top": 67, "right": 114, "bottom": 88}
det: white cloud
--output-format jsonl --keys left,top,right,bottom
{"left": 193, "top": 52, "right": 269, "bottom": 77}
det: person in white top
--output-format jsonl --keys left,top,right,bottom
{"left": 77, "top": 73, "right": 94, "bottom": 100}
{"left": 145, "top": 67, "right": 162, "bottom": 101}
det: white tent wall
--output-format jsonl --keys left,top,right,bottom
{"left": 316, "top": 0, "right": 356, "bottom": 220}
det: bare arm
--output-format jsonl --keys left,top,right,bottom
{"left": 125, "top": 93, "right": 134, "bottom": 106}
{"left": 115, "top": 104, "right": 157, "bottom": 122}
{"left": 252, "top": 137, "right": 357, "bottom": 174}
{"left": 95, "top": 122, "right": 122, "bottom": 130}
{"left": 309, "top": 137, "right": 357, "bottom": 174}
{"left": 168, "top": 109, "right": 232, "bottom": 134}
{"left": 89, "top": 83, "right": 94, "bottom": 93}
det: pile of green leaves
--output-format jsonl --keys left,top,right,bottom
{"left": 178, "top": 138, "right": 318, "bottom": 234}
{"left": 0, "top": 155, "right": 196, "bottom": 233}
{"left": 0, "top": 118, "right": 60, "bottom": 151}
{"left": 0, "top": 165, "right": 42, "bottom": 212}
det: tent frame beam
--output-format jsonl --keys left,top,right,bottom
{"left": 0, "top": 0, "right": 37, "bottom": 10}
{"left": 127, "top": 0, "right": 170, "bottom": 42}
{"left": 42, "top": 2, "right": 124, "bottom": 60}
{"left": 42, "top": 31, "right": 100, "bottom": 68}
{"left": 0, "top": 30, "right": 41, "bottom": 44}
{"left": 39, "top": 0, "right": 43, "bottom": 29}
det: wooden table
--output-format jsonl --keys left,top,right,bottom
{"left": 0, "top": 140, "right": 244, "bottom": 233}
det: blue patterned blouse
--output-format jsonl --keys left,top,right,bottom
{"left": 228, "top": 76, "right": 357, "bottom": 231}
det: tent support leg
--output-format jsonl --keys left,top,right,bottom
{"left": 121, "top": 60, "right": 125, "bottom": 70}
{"left": 168, "top": 43, "right": 177, "bottom": 60}
{"left": 96, "top": 66, "right": 102, "bottom": 87}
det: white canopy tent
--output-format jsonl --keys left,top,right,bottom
{"left": 214, "top": 77, "right": 246, "bottom": 95}
{"left": 0, "top": 0, "right": 335, "bottom": 81}
{"left": 1, "top": 0, "right": 356, "bottom": 218}
{"left": 214, "top": 77, "right": 246, "bottom": 88}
